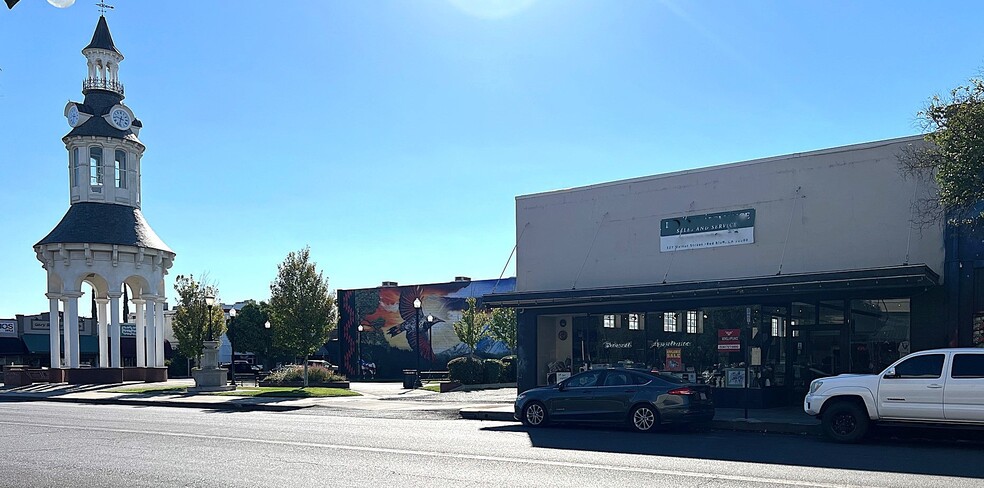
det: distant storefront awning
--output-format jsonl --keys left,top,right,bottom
{"left": 483, "top": 265, "right": 940, "bottom": 310}
{"left": 0, "top": 337, "right": 27, "bottom": 355}
{"left": 20, "top": 335, "right": 171, "bottom": 358}
{"left": 79, "top": 336, "right": 99, "bottom": 355}
{"left": 22, "top": 334, "right": 49, "bottom": 354}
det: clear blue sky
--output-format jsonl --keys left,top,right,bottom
{"left": 1, "top": 1, "right": 982, "bottom": 318}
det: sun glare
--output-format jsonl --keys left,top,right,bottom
{"left": 447, "top": 0, "right": 537, "bottom": 19}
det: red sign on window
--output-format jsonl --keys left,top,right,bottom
{"left": 665, "top": 348, "right": 683, "bottom": 372}
{"left": 718, "top": 329, "right": 742, "bottom": 351}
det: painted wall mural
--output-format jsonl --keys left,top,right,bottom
{"left": 337, "top": 278, "right": 516, "bottom": 379}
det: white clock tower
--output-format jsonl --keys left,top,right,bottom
{"left": 34, "top": 15, "right": 176, "bottom": 383}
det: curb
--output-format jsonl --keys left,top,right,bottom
{"left": 0, "top": 395, "right": 308, "bottom": 412}
{"left": 458, "top": 408, "right": 820, "bottom": 436}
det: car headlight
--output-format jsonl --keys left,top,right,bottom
{"left": 809, "top": 380, "right": 823, "bottom": 394}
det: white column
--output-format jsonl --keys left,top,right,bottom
{"left": 155, "top": 299, "right": 165, "bottom": 368}
{"left": 47, "top": 295, "right": 61, "bottom": 369}
{"left": 96, "top": 298, "right": 109, "bottom": 368}
{"left": 133, "top": 298, "right": 146, "bottom": 367}
{"left": 109, "top": 292, "right": 121, "bottom": 368}
{"left": 65, "top": 293, "right": 81, "bottom": 368}
{"left": 143, "top": 296, "right": 157, "bottom": 368}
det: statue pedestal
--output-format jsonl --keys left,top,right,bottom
{"left": 190, "top": 340, "right": 235, "bottom": 392}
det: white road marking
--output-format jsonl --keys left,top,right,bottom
{"left": 0, "top": 419, "right": 877, "bottom": 488}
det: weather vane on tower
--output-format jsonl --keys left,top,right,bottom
{"left": 96, "top": 2, "right": 113, "bottom": 14}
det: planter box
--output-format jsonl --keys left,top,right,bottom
{"left": 257, "top": 381, "right": 350, "bottom": 389}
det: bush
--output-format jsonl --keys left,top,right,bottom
{"left": 262, "top": 365, "right": 347, "bottom": 385}
{"left": 483, "top": 359, "right": 505, "bottom": 383}
{"left": 447, "top": 356, "right": 484, "bottom": 385}
{"left": 500, "top": 355, "right": 517, "bottom": 382}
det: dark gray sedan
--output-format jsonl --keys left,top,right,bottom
{"left": 514, "top": 368, "right": 714, "bottom": 432}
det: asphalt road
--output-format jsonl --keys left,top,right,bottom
{"left": 1, "top": 401, "right": 982, "bottom": 487}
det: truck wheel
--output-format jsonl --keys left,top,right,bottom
{"left": 822, "top": 401, "right": 869, "bottom": 443}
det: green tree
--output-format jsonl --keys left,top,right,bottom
{"left": 487, "top": 307, "right": 517, "bottom": 352}
{"left": 228, "top": 300, "right": 275, "bottom": 369}
{"left": 269, "top": 247, "right": 336, "bottom": 386}
{"left": 900, "top": 76, "right": 984, "bottom": 225}
{"left": 171, "top": 274, "right": 224, "bottom": 365}
{"left": 452, "top": 297, "right": 489, "bottom": 356}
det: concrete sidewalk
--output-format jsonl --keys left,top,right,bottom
{"left": 0, "top": 379, "right": 513, "bottom": 415}
{"left": 460, "top": 404, "right": 820, "bottom": 435}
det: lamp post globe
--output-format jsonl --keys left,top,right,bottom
{"left": 413, "top": 298, "right": 422, "bottom": 387}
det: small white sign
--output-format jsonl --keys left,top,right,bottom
{"left": 0, "top": 320, "right": 15, "bottom": 336}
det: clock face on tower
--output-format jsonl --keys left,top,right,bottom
{"left": 67, "top": 105, "right": 80, "bottom": 127}
{"left": 110, "top": 108, "right": 132, "bottom": 130}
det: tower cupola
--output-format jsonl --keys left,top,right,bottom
{"left": 82, "top": 15, "right": 124, "bottom": 97}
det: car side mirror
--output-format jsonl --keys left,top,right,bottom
{"left": 556, "top": 382, "right": 566, "bottom": 391}
{"left": 882, "top": 367, "right": 897, "bottom": 379}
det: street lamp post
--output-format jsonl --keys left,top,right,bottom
{"left": 413, "top": 297, "right": 422, "bottom": 387}
{"left": 357, "top": 325, "right": 364, "bottom": 380}
{"left": 204, "top": 294, "right": 216, "bottom": 341}
{"left": 228, "top": 308, "right": 237, "bottom": 387}
{"left": 264, "top": 320, "right": 271, "bottom": 373}
{"left": 426, "top": 314, "right": 434, "bottom": 370}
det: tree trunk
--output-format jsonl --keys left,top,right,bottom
{"left": 303, "top": 355, "right": 309, "bottom": 387}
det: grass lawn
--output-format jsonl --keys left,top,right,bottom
{"left": 209, "top": 387, "right": 361, "bottom": 398}
{"left": 422, "top": 384, "right": 441, "bottom": 392}
{"left": 107, "top": 386, "right": 188, "bottom": 394}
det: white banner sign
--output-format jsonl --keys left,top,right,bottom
{"left": 660, "top": 209, "right": 755, "bottom": 252}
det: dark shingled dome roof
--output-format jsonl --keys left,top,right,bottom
{"left": 84, "top": 15, "right": 121, "bottom": 56}
{"left": 37, "top": 202, "right": 172, "bottom": 253}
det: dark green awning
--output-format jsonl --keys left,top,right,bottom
{"left": 21, "top": 334, "right": 100, "bottom": 354}
{"left": 22, "top": 334, "right": 49, "bottom": 354}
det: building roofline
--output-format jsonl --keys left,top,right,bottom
{"left": 517, "top": 134, "right": 927, "bottom": 201}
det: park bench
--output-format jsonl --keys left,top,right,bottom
{"left": 232, "top": 372, "right": 259, "bottom": 387}
{"left": 419, "top": 370, "right": 451, "bottom": 382}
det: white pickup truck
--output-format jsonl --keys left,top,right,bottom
{"left": 804, "top": 348, "right": 984, "bottom": 442}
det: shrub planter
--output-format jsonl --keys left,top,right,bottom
{"left": 439, "top": 381, "right": 462, "bottom": 393}
{"left": 257, "top": 381, "right": 350, "bottom": 388}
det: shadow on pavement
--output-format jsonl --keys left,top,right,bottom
{"left": 482, "top": 423, "right": 984, "bottom": 479}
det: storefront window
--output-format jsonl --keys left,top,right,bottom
{"left": 603, "top": 315, "right": 616, "bottom": 328}
{"left": 791, "top": 302, "right": 816, "bottom": 327}
{"left": 686, "top": 311, "right": 700, "bottom": 334}
{"left": 628, "top": 314, "right": 641, "bottom": 330}
{"left": 664, "top": 313, "right": 678, "bottom": 332}
{"left": 850, "top": 299, "right": 910, "bottom": 374}
{"left": 819, "top": 301, "right": 845, "bottom": 325}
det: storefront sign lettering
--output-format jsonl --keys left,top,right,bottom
{"left": 603, "top": 341, "right": 633, "bottom": 349}
{"left": 660, "top": 209, "right": 755, "bottom": 253}
{"left": 31, "top": 320, "right": 51, "bottom": 330}
{"left": 121, "top": 324, "right": 136, "bottom": 337}
{"left": 0, "top": 320, "right": 15, "bottom": 336}
{"left": 655, "top": 340, "right": 692, "bottom": 348}
{"left": 718, "top": 328, "right": 741, "bottom": 351}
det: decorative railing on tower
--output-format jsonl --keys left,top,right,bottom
{"left": 82, "top": 78, "right": 124, "bottom": 95}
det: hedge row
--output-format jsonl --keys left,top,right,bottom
{"left": 447, "top": 356, "right": 518, "bottom": 385}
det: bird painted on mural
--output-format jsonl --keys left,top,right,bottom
{"left": 386, "top": 289, "right": 444, "bottom": 361}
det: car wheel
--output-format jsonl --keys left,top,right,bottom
{"left": 521, "top": 402, "right": 548, "bottom": 427}
{"left": 629, "top": 404, "right": 659, "bottom": 433}
{"left": 822, "top": 401, "right": 869, "bottom": 443}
